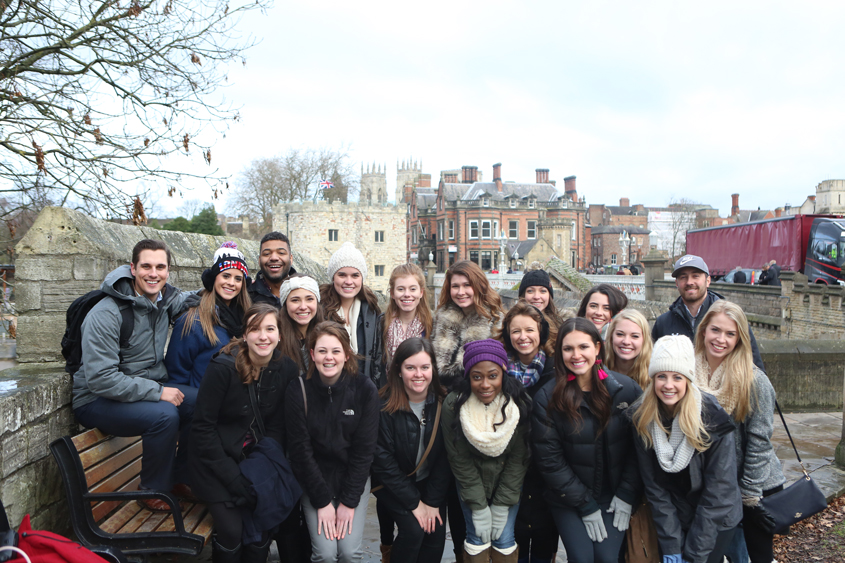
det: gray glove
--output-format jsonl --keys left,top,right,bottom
{"left": 608, "top": 496, "right": 632, "bottom": 532}
{"left": 490, "top": 505, "right": 509, "bottom": 541}
{"left": 581, "top": 509, "right": 608, "bottom": 543}
{"left": 471, "top": 506, "right": 493, "bottom": 544}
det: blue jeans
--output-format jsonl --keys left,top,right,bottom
{"left": 74, "top": 383, "right": 197, "bottom": 491}
{"left": 457, "top": 494, "right": 519, "bottom": 550}
{"left": 724, "top": 529, "right": 749, "bottom": 563}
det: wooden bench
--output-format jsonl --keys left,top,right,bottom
{"left": 49, "top": 429, "right": 212, "bottom": 557}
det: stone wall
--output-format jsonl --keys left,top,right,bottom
{"left": 0, "top": 364, "right": 75, "bottom": 532}
{"left": 15, "top": 207, "right": 328, "bottom": 363}
{"left": 779, "top": 272, "right": 845, "bottom": 339}
{"left": 759, "top": 340, "right": 845, "bottom": 411}
{"left": 273, "top": 201, "right": 406, "bottom": 293}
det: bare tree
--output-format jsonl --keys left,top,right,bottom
{"left": 179, "top": 199, "right": 206, "bottom": 219}
{"left": 230, "top": 146, "right": 360, "bottom": 231}
{"left": 668, "top": 198, "right": 699, "bottom": 261}
{"left": 0, "top": 0, "right": 269, "bottom": 220}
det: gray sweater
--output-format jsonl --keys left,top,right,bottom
{"left": 735, "top": 368, "right": 786, "bottom": 500}
{"left": 72, "top": 265, "right": 193, "bottom": 409}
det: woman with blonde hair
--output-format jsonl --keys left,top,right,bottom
{"left": 693, "top": 300, "right": 785, "bottom": 563}
{"left": 605, "top": 309, "right": 653, "bottom": 389}
{"left": 631, "top": 335, "right": 741, "bottom": 563}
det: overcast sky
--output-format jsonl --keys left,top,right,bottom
{"left": 159, "top": 1, "right": 845, "bottom": 219}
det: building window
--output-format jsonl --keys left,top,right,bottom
{"left": 470, "top": 250, "right": 479, "bottom": 265}
{"left": 469, "top": 220, "right": 479, "bottom": 239}
{"left": 375, "top": 231, "right": 384, "bottom": 243}
{"left": 481, "top": 251, "right": 492, "bottom": 270}
{"left": 449, "top": 220, "right": 455, "bottom": 239}
{"left": 438, "top": 222, "right": 444, "bottom": 242}
{"left": 509, "top": 199, "right": 517, "bottom": 208}
{"left": 611, "top": 254, "right": 617, "bottom": 265}
{"left": 529, "top": 199, "right": 535, "bottom": 209}
{"left": 493, "top": 220, "right": 499, "bottom": 238}
{"left": 482, "top": 220, "right": 491, "bottom": 239}
{"left": 509, "top": 220, "right": 518, "bottom": 238}
{"left": 482, "top": 198, "right": 489, "bottom": 207}
{"left": 556, "top": 234, "right": 562, "bottom": 247}
{"left": 412, "top": 228, "right": 418, "bottom": 244}
{"left": 375, "top": 265, "right": 385, "bottom": 276}
{"left": 527, "top": 220, "right": 537, "bottom": 239}
{"left": 329, "top": 230, "right": 338, "bottom": 241}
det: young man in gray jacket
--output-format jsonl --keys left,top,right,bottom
{"left": 72, "top": 239, "right": 196, "bottom": 511}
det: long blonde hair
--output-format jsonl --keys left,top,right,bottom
{"left": 181, "top": 281, "right": 252, "bottom": 346}
{"left": 694, "top": 300, "right": 755, "bottom": 422}
{"left": 605, "top": 309, "right": 652, "bottom": 389}
{"left": 632, "top": 378, "right": 710, "bottom": 452}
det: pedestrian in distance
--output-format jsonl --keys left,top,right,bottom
{"left": 693, "top": 301, "right": 785, "bottom": 563}
{"left": 285, "top": 321, "right": 380, "bottom": 563}
{"left": 531, "top": 317, "right": 642, "bottom": 563}
{"left": 576, "top": 284, "right": 628, "bottom": 340}
{"left": 278, "top": 274, "right": 325, "bottom": 375}
{"left": 494, "top": 301, "right": 558, "bottom": 563}
{"left": 442, "top": 339, "right": 532, "bottom": 563}
{"left": 371, "top": 338, "right": 449, "bottom": 563}
{"left": 320, "top": 241, "right": 383, "bottom": 387}
{"left": 165, "top": 242, "right": 252, "bottom": 390}
{"left": 631, "top": 335, "right": 741, "bottom": 563}
{"left": 247, "top": 231, "right": 297, "bottom": 307}
{"left": 189, "top": 303, "right": 301, "bottom": 563}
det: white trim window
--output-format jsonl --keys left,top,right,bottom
{"left": 481, "top": 220, "right": 491, "bottom": 239}
{"left": 509, "top": 220, "right": 518, "bottom": 239}
{"left": 449, "top": 220, "right": 455, "bottom": 240}
{"left": 469, "top": 220, "right": 479, "bottom": 239}
{"left": 527, "top": 220, "right": 537, "bottom": 239}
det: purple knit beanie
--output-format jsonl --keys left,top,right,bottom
{"left": 463, "top": 339, "right": 508, "bottom": 375}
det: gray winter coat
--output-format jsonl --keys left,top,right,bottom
{"left": 736, "top": 368, "right": 786, "bottom": 499}
{"left": 72, "top": 265, "right": 193, "bottom": 409}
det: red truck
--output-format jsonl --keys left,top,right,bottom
{"left": 686, "top": 214, "right": 845, "bottom": 285}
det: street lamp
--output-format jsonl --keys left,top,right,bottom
{"left": 618, "top": 230, "right": 631, "bottom": 270}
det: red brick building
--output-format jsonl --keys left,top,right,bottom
{"left": 590, "top": 225, "right": 651, "bottom": 269}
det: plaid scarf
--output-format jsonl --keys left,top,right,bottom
{"left": 507, "top": 350, "right": 546, "bottom": 388}
{"left": 386, "top": 316, "right": 424, "bottom": 363}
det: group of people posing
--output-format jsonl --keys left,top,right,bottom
{"left": 71, "top": 235, "right": 785, "bottom": 563}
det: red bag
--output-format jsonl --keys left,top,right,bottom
{"left": 9, "top": 515, "right": 105, "bottom": 563}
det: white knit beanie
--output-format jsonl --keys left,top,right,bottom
{"left": 326, "top": 241, "right": 367, "bottom": 281}
{"left": 649, "top": 335, "right": 696, "bottom": 382}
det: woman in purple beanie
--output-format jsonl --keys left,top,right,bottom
{"left": 441, "top": 339, "right": 531, "bottom": 563}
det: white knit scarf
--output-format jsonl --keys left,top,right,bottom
{"left": 694, "top": 352, "right": 738, "bottom": 416}
{"left": 459, "top": 392, "right": 519, "bottom": 458}
{"left": 649, "top": 416, "right": 696, "bottom": 473}
{"left": 336, "top": 298, "right": 361, "bottom": 354}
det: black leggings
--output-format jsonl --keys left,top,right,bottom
{"left": 742, "top": 484, "right": 784, "bottom": 563}
{"left": 387, "top": 503, "right": 447, "bottom": 563}
{"left": 446, "top": 478, "right": 467, "bottom": 553}
{"left": 377, "top": 498, "right": 396, "bottom": 545}
{"left": 208, "top": 502, "right": 244, "bottom": 550}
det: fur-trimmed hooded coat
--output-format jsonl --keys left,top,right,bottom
{"left": 431, "top": 301, "right": 502, "bottom": 391}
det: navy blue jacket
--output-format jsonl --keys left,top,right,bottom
{"left": 165, "top": 313, "right": 231, "bottom": 388}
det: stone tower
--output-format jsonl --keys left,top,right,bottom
{"left": 396, "top": 158, "right": 423, "bottom": 204}
{"left": 360, "top": 162, "right": 387, "bottom": 204}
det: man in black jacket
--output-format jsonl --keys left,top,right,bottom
{"left": 247, "top": 232, "right": 298, "bottom": 308}
{"left": 652, "top": 255, "right": 765, "bottom": 370}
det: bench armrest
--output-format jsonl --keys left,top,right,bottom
{"left": 83, "top": 491, "right": 188, "bottom": 533}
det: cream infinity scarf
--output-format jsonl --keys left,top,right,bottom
{"left": 459, "top": 392, "right": 519, "bottom": 458}
{"left": 694, "top": 352, "right": 739, "bottom": 416}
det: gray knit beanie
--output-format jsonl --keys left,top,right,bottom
{"left": 327, "top": 241, "right": 367, "bottom": 281}
{"left": 649, "top": 335, "right": 696, "bottom": 382}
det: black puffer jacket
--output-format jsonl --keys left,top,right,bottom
{"left": 189, "top": 347, "right": 299, "bottom": 504}
{"left": 371, "top": 393, "right": 450, "bottom": 512}
{"left": 531, "top": 370, "right": 643, "bottom": 516}
{"left": 246, "top": 267, "right": 299, "bottom": 308}
{"left": 634, "top": 393, "right": 742, "bottom": 563}
{"left": 285, "top": 372, "right": 379, "bottom": 509}
{"left": 651, "top": 290, "right": 765, "bottom": 371}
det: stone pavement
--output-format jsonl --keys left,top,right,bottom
{"left": 161, "top": 411, "right": 845, "bottom": 563}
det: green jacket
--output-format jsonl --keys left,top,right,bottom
{"left": 442, "top": 391, "right": 530, "bottom": 511}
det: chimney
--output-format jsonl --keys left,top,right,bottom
{"left": 731, "top": 193, "right": 740, "bottom": 216}
{"left": 620, "top": 197, "right": 630, "bottom": 207}
{"left": 564, "top": 175, "right": 577, "bottom": 202}
{"left": 445, "top": 173, "right": 457, "bottom": 183}
{"left": 535, "top": 169, "right": 549, "bottom": 184}
{"left": 809, "top": 195, "right": 816, "bottom": 202}
{"left": 775, "top": 207, "right": 783, "bottom": 218}
{"left": 493, "top": 162, "right": 503, "bottom": 193}
{"left": 461, "top": 166, "right": 478, "bottom": 183}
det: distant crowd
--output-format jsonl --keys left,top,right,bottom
{"left": 69, "top": 234, "right": 786, "bottom": 563}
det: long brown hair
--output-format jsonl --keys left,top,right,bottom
{"left": 576, "top": 284, "right": 628, "bottom": 320}
{"left": 494, "top": 299, "right": 556, "bottom": 358}
{"left": 549, "top": 317, "right": 611, "bottom": 433}
{"left": 436, "top": 260, "right": 504, "bottom": 320}
{"left": 278, "top": 274, "right": 324, "bottom": 372}
{"left": 320, "top": 282, "right": 382, "bottom": 323}
{"left": 380, "top": 338, "right": 446, "bottom": 414}
{"left": 181, "top": 280, "right": 252, "bottom": 346}
{"left": 382, "top": 264, "right": 433, "bottom": 362}
{"left": 221, "top": 303, "right": 280, "bottom": 384}
{"left": 306, "top": 321, "right": 361, "bottom": 380}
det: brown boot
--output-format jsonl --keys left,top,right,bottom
{"left": 463, "top": 547, "right": 491, "bottom": 563}
{"left": 380, "top": 544, "right": 391, "bottom": 563}
{"left": 490, "top": 546, "right": 518, "bottom": 563}
{"left": 453, "top": 547, "right": 465, "bottom": 563}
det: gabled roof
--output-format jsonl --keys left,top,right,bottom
{"left": 606, "top": 206, "right": 647, "bottom": 216}
{"left": 442, "top": 181, "right": 563, "bottom": 203}
{"left": 505, "top": 240, "right": 538, "bottom": 257}
{"left": 736, "top": 210, "right": 772, "bottom": 223}
{"left": 590, "top": 225, "right": 651, "bottom": 236}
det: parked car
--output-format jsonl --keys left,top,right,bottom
{"left": 716, "top": 268, "right": 761, "bottom": 284}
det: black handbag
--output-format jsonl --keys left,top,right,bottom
{"left": 755, "top": 401, "right": 827, "bottom": 535}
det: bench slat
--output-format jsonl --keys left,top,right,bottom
{"left": 193, "top": 512, "right": 214, "bottom": 544}
{"left": 118, "top": 507, "right": 154, "bottom": 534}
{"left": 79, "top": 436, "right": 141, "bottom": 470}
{"left": 90, "top": 458, "right": 142, "bottom": 495}
{"left": 180, "top": 504, "right": 207, "bottom": 534}
{"left": 135, "top": 512, "right": 168, "bottom": 534}
{"left": 100, "top": 502, "right": 141, "bottom": 534}
{"left": 155, "top": 515, "right": 176, "bottom": 533}
{"left": 85, "top": 441, "right": 143, "bottom": 488}
{"left": 91, "top": 475, "right": 141, "bottom": 522}
{"left": 72, "top": 429, "right": 109, "bottom": 451}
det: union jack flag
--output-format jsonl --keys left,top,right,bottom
{"left": 319, "top": 180, "right": 334, "bottom": 190}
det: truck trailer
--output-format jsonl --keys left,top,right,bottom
{"left": 686, "top": 214, "right": 845, "bottom": 285}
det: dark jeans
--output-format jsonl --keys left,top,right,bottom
{"left": 725, "top": 485, "right": 783, "bottom": 563}
{"left": 377, "top": 498, "right": 396, "bottom": 545}
{"left": 446, "top": 478, "right": 467, "bottom": 554}
{"left": 550, "top": 501, "right": 625, "bottom": 563}
{"left": 386, "top": 502, "right": 447, "bottom": 563}
{"left": 74, "top": 383, "right": 197, "bottom": 491}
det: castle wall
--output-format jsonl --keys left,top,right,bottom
{"left": 274, "top": 201, "right": 407, "bottom": 292}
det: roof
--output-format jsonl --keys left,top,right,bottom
{"left": 605, "top": 206, "right": 647, "bottom": 216}
{"left": 414, "top": 187, "right": 437, "bottom": 210}
{"left": 505, "top": 240, "right": 538, "bottom": 257}
{"left": 736, "top": 210, "right": 772, "bottom": 223}
{"left": 590, "top": 225, "right": 651, "bottom": 236}
{"left": 441, "top": 181, "right": 564, "bottom": 203}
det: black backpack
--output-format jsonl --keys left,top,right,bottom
{"left": 61, "top": 290, "right": 134, "bottom": 375}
